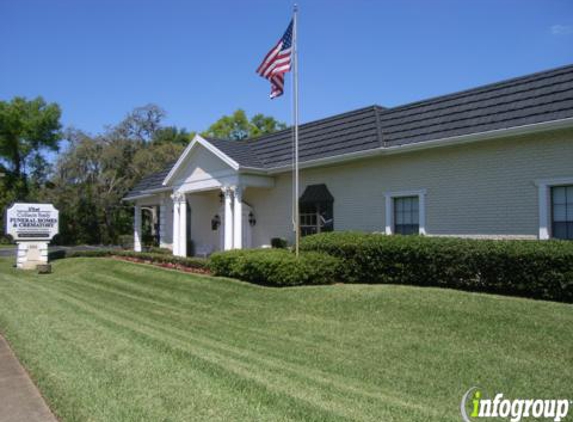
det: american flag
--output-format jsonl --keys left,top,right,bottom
{"left": 256, "top": 20, "right": 293, "bottom": 99}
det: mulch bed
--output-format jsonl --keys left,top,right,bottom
{"left": 111, "top": 256, "right": 211, "bottom": 275}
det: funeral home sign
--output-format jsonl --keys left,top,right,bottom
{"left": 6, "top": 203, "right": 59, "bottom": 241}
{"left": 5, "top": 203, "right": 59, "bottom": 270}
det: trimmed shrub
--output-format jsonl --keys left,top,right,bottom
{"left": 61, "top": 249, "right": 208, "bottom": 271}
{"left": 118, "top": 235, "right": 134, "bottom": 249}
{"left": 209, "top": 249, "right": 340, "bottom": 286}
{"left": 0, "top": 235, "right": 14, "bottom": 245}
{"left": 300, "top": 232, "right": 573, "bottom": 302}
{"left": 271, "top": 237, "right": 288, "bottom": 249}
{"left": 146, "top": 247, "right": 173, "bottom": 255}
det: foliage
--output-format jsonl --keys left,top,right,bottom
{"left": 209, "top": 249, "right": 340, "bottom": 286}
{"left": 114, "top": 104, "right": 166, "bottom": 143}
{"left": 146, "top": 246, "right": 173, "bottom": 255}
{"left": 0, "top": 96, "right": 62, "bottom": 180}
{"left": 0, "top": 97, "right": 62, "bottom": 224}
{"left": 56, "top": 248, "right": 208, "bottom": 270}
{"left": 300, "top": 232, "right": 573, "bottom": 302}
{"left": 40, "top": 105, "right": 185, "bottom": 245}
{"left": 201, "top": 109, "right": 286, "bottom": 140}
{"left": 270, "top": 237, "right": 288, "bottom": 248}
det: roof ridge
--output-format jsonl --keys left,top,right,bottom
{"left": 380, "top": 63, "right": 573, "bottom": 115}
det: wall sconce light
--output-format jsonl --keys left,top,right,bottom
{"left": 218, "top": 191, "right": 224, "bottom": 204}
{"left": 248, "top": 211, "right": 256, "bottom": 227}
{"left": 211, "top": 214, "right": 221, "bottom": 230}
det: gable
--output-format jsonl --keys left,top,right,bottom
{"left": 171, "top": 144, "right": 235, "bottom": 187}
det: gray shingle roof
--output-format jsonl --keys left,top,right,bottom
{"left": 123, "top": 162, "right": 175, "bottom": 200}
{"left": 378, "top": 63, "right": 573, "bottom": 146}
{"left": 125, "top": 63, "right": 573, "bottom": 199}
{"left": 205, "top": 137, "right": 265, "bottom": 168}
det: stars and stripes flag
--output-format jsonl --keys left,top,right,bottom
{"left": 256, "top": 19, "right": 293, "bottom": 99}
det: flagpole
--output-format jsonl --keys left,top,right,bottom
{"left": 293, "top": 4, "right": 300, "bottom": 257}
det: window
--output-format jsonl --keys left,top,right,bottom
{"left": 393, "top": 196, "right": 419, "bottom": 235}
{"left": 299, "top": 184, "right": 334, "bottom": 237}
{"left": 385, "top": 189, "right": 426, "bottom": 235}
{"left": 551, "top": 185, "right": 573, "bottom": 240}
{"left": 535, "top": 178, "right": 573, "bottom": 240}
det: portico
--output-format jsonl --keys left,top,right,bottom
{"left": 128, "top": 135, "right": 274, "bottom": 256}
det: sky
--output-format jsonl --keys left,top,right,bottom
{"left": 1, "top": 0, "right": 572, "bottom": 137}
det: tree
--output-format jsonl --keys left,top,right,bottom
{"left": 114, "top": 104, "right": 166, "bottom": 143}
{"left": 202, "top": 109, "right": 286, "bottom": 140}
{"left": 44, "top": 104, "right": 186, "bottom": 245}
{"left": 250, "top": 113, "right": 287, "bottom": 137}
{"left": 0, "top": 96, "right": 62, "bottom": 197}
{"left": 151, "top": 126, "right": 193, "bottom": 146}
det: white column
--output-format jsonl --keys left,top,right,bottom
{"left": 419, "top": 192, "right": 427, "bottom": 235}
{"left": 223, "top": 187, "right": 234, "bottom": 250}
{"left": 134, "top": 204, "right": 142, "bottom": 252}
{"left": 179, "top": 194, "right": 187, "bottom": 257}
{"left": 537, "top": 183, "right": 550, "bottom": 240}
{"left": 384, "top": 195, "right": 393, "bottom": 235}
{"left": 171, "top": 194, "right": 180, "bottom": 256}
{"left": 233, "top": 186, "right": 243, "bottom": 249}
{"left": 159, "top": 197, "right": 167, "bottom": 248}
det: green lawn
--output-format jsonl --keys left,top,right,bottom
{"left": 0, "top": 257, "right": 571, "bottom": 422}
{"left": 0, "top": 244, "right": 15, "bottom": 248}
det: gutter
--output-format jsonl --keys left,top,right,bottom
{"left": 122, "top": 187, "right": 172, "bottom": 202}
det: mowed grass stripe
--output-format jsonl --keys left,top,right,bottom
{"left": 46, "top": 263, "right": 492, "bottom": 405}
{"left": 15, "top": 278, "right": 387, "bottom": 422}
{"left": 0, "top": 258, "right": 571, "bottom": 422}
{"left": 43, "top": 265, "right": 438, "bottom": 420}
{"left": 2, "top": 270, "right": 351, "bottom": 422}
{"left": 3, "top": 263, "right": 424, "bottom": 421}
{"left": 58, "top": 282, "right": 437, "bottom": 419}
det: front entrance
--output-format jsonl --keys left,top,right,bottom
{"left": 218, "top": 203, "right": 253, "bottom": 250}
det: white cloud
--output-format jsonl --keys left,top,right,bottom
{"left": 550, "top": 24, "right": 573, "bottom": 35}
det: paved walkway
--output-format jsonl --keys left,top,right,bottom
{"left": 0, "top": 335, "right": 58, "bottom": 422}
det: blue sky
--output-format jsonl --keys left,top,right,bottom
{"left": 1, "top": 0, "right": 572, "bottom": 136}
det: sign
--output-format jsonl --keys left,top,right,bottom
{"left": 5, "top": 203, "right": 59, "bottom": 241}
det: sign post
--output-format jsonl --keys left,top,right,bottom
{"left": 5, "top": 203, "right": 59, "bottom": 270}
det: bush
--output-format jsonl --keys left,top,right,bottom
{"left": 271, "top": 237, "right": 288, "bottom": 249}
{"left": 118, "top": 235, "right": 134, "bottom": 249}
{"left": 300, "top": 232, "right": 573, "bottom": 303}
{"left": 146, "top": 246, "right": 172, "bottom": 255}
{"left": 60, "top": 249, "right": 208, "bottom": 271}
{"left": 0, "top": 235, "right": 14, "bottom": 245}
{"left": 209, "top": 249, "right": 340, "bottom": 286}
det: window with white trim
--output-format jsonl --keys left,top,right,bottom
{"left": 535, "top": 178, "right": 573, "bottom": 240}
{"left": 385, "top": 189, "right": 426, "bottom": 235}
{"left": 393, "top": 196, "right": 419, "bottom": 235}
{"left": 551, "top": 185, "right": 573, "bottom": 240}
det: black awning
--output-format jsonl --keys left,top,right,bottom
{"left": 300, "top": 184, "right": 334, "bottom": 204}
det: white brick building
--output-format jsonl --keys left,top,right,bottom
{"left": 124, "top": 64, "right": 573, "bottom": 255}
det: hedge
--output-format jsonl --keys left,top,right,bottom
{"left": 52, "top": 249, "right": 208, "bottom": 271}
{"left": 209, "top": 249, "right": 340, "bottom": 286}
{"left": 300, "top": 232, "right": 573, "bottom": 302}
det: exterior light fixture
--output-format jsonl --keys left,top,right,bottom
{"left": 248, "top": 211, "right": 256, "bottom": 227}
{"left": 211, "top": 214, "right": 221, "bottom": 230}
